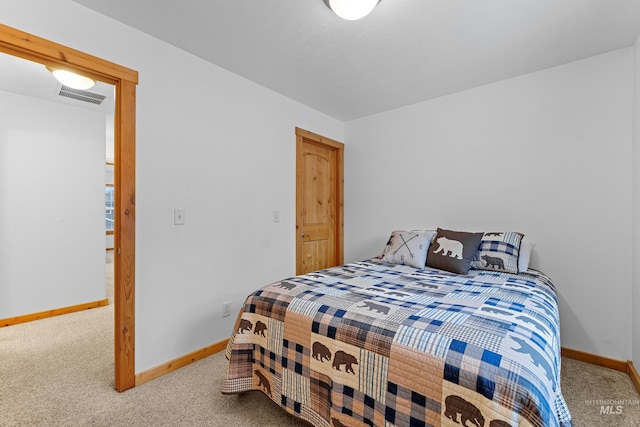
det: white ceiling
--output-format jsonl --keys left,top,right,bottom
{"left": 70, "top": 0, "right": 640, "bottom": 121}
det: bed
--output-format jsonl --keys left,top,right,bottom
{"left": 222, "top": 229, "right": 572, "bottom": 427}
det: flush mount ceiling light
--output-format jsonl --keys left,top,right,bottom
{"left": 46, "top": 66, "right": 95, "bottom": 90}
{"left": 324, "top": 0, "right": 380, "bottom": 20}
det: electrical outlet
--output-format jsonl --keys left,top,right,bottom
{"left": 174, "top": 209, "right": 186, "bottom": 225}
{"left": 222, "top": 302, "right": 231, "bottom": 318}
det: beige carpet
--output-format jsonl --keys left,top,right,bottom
{"left": 0, "top": 305, "right": 306, "bottom": 427}
{"left": 1, "top": 257, "right": 638, "bottom": 426}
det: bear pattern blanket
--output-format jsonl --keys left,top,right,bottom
{"left": 222, "top": 259, "right": 572, "bottom": 427}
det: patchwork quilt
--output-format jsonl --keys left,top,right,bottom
{"left": 222, "top": 259, "right": 572, "bottom": 427}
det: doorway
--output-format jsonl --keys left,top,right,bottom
{"left": 295, "top": 127, "right": 344, "bottom": 275}
{"left": 0, "top": 24, "right": 138, "bottom": 392}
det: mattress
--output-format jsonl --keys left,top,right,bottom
{"left": 222, "top": 259, "right": 572, "bottom": 427}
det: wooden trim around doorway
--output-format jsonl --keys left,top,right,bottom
{"left": 0, "top": 24, "right": 138, "bottom": 392}
{"left": 295, "top": 127, "right": 344, "bottom": 274}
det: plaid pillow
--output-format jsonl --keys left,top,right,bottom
{"left": 470, "top": 231, "right": 524, "bottom": 273}
{"left": 381, "top": 230, "right": 436, "bottom": 269}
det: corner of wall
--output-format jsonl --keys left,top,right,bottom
{"left": 632, "top": 31, "right": 640, "bottom": 368}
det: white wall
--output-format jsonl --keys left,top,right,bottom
{"left": 633, "top": 34, "right": 640, "bottom": 368}
{"left": 0, "top": 0, "right": 343, "bottom": 372}
{"left": 345, "top": 49, "right": 634, "bottom": 360}
{"left": 0, "top": 90, "right": 106, "bottom": 318}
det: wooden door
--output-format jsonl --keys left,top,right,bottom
{"left": 296, "top": 128, "right": 344, "bottom": 275}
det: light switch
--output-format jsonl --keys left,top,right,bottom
{"left": 174, "top": 209, "right": 186, "bottom": 225}
{"left": 273, "top": 210, "right": 280, "bottom": 223}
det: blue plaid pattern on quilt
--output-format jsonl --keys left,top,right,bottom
{"left": 223, "top": 259, "right": 572, "bottom": 427}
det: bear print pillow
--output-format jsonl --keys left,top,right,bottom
{"left": 381, "top": 230, "right": 436, "bottom": 269}
{"left": 426, "top": 228, "right": 483, "bottom": 274}
{"left": 470, "top": 231, "right": 524, "bottom": 274}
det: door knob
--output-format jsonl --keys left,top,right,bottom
{"left": 301, "top": 232, "right": 305, "bottom": 237}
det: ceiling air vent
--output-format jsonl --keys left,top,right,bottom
{"left": 58, "top": 85, "right": 107, "bottom": 105}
